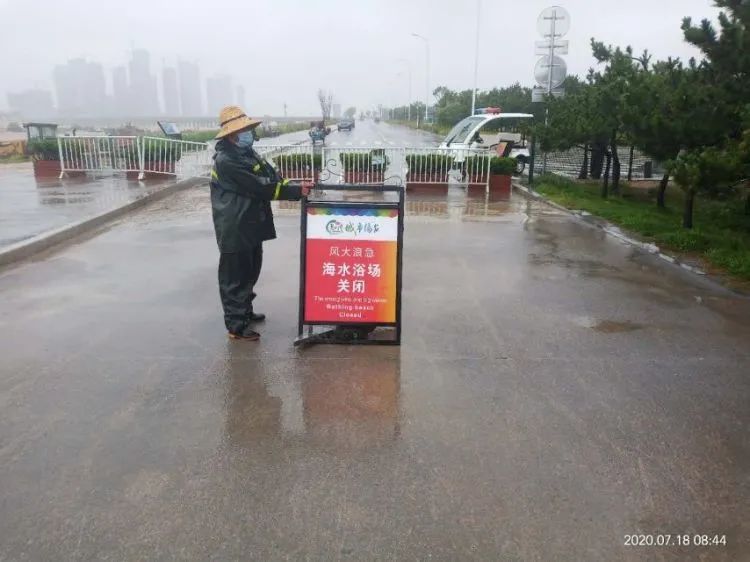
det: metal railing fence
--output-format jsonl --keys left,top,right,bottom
{"left": 57, "top": 138, "right": 499, "bottom": 192}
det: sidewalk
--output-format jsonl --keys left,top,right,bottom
{"left": 0, "top": 162, "right": 176, "bottom": 249}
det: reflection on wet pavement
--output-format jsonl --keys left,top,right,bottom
{"left": 222, "top": 344, "right": 401, "bottom": 450}
{"left": 277, "top": 186, "right": 548, "bottom": 223}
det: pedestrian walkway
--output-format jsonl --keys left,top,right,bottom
{"left": 0, "top": 162, "right": 175, "bottom": 248}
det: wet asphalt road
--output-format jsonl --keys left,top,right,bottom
{"left": 0, "top": 180, "right": 749, "bottom": 559}
{"left": 293, "top": 118, "right": 440, "bottom": 149}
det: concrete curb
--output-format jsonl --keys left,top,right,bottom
{"left": 0, "top": 177, "right": 205, "bottom": 268}
{"left": 512, "top": 181, "right": 707, "bottom": 276}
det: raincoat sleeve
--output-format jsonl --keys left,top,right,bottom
{"left": 215, "top": 156, "right": 302, "bottom": 201}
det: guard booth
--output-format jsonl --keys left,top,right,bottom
{"left": 23, "top": 122, "right": 58, "bottom": 141}
{"left": 295, "top": 184, "right": 405, "bottom": 346}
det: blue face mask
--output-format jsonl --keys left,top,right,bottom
{"left": 237, "top": 130, "right": 255, "bottom": 148}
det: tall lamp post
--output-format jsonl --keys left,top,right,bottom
{"left": 411, "top": 33, "right": 430, "bottom": 125}
{"left": 471, "top": 0, "right": 481, "bottom": 116}
{"left": 396, "top": 59, "right": 412, "bottom": 122}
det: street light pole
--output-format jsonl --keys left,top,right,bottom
{"left": 471, "top": 0, "right": 481, "bottom": 116}
{"left": 411, "top": 33, "right": 430, "bottom": 125}
{"left": 396, "top": 60, "right": 412, "bottom": 122}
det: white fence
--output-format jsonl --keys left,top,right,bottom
{"left": 58, "top": 135, "right": 212, "bottom": 180}
{"left": 255, "top": 144, "right": 316, "bottom": 182}
{"left": 140, "top": 136, "right": 212, "bottom": 179}
{"left": 57, "top": 136, "right": 142, "bottom": 176}
{"left": 57, "top": 137, "right": 497, "bottom": 191}
{"left": 315, "top": 146, "right": 493, "bottom": 188}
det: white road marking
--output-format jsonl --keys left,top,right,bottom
{"left": 330, "top": 141, "right": 339, "bottom": 146}
{"left": 374, "top": 140, "right": 382, "bottom": 146}
{"left": 346, "top": 141, "right": 352, "bottom": 146}
{"left": 388, "top": 140, "right": 395, "bottom": 145}
{"left": 359, "top": 140, "right": 367, "bottom": 146}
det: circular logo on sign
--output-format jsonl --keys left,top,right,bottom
{"left": 326, "top": 220, "right": 344, "bottom": 235}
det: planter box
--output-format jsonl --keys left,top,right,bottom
{"left": 344, "top": 170, "right": 384, "bottom": 184}
{"left": 276, "top": 162, "right": 320, "bottom": 182}
{"left": 466, "top": 173, "right": 488, "bottom": 185}
{"left": 33, "top": 160, "right": 61, "bottom": 178}
{"left": 281, "top": 168, "right": 320, "bottom": 183}
{"left": 406, "top": 172, "right": 449, "bottom": 191}
{"left": 489, "top": 174, "right": 512, "bottom": 199}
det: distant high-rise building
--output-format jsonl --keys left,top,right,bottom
{"left": 332, "top": 103, "right": 341, "bottom": 118}
{"left": 162, "top": 67, "right": 180, "bottom": 116}
{"left": 178, "top": 60, "right": 202, "bottom": 116}
{"left": 6, "top": 89, "right": 55, "bottom": 119}
{"left": 206, "top": 75, "right": 232, "bottom": 117}
{"left": 128, "top": 49, "right": 160, "bottom": 116}
{"left": 54, "top": 58, "right": 107, "bottom": 117}
{"left": 236, "top": 85, "right": 246, "bottom": 109}
{"left": 112, "top": 65, "right": 130, "bottom": 116}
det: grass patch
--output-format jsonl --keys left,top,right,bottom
{"left": 534, "top": 174, "right": 750, "bottom": 281}
{"left": 0, "top": 155, "right": 30, "bottom": 164}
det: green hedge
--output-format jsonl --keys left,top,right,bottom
{"left": 272, "top": 153, "right": 322, "bottom": 169}
{"left": 463, "top": 155, "right": 516, "bottom": 175}
{"left": 141, "top": 139, "right": 183, "bottom": 162}
{"left": 27, "top": 139, "right": 60, "bottom": 160}
{"left": 489, "top": 156, "right": 516, "bottom": 175}
{"left": 463, "top": 155, "right": 487, "bottom": 174}
{"left": 339, "top": 149, "right": 390, "bottom": 171}
{"left": 405, "top": 153, "right": 454, "bottom": 172}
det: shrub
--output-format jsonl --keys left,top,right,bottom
{"left": 273, "top": 153, "right": 322, "bottom": 170}
{"left": 27, "top": 139, "right": 60, "bottom": 161}
{"left": 489, "top": 156, "right": 516, "bottom": 175}
{"left": 405, "top": 153, "right": 454, "bottom": 172}
{"left": 141, "top": 139, "right": 183, "bottom": 162}
{"left": 339, "top": 150, "right": 390, "bottom": 171}
{"left": 463, "top": 155, "right": 488, "bottom": 175}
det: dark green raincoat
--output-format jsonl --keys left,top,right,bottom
{"left": 210, "top": 139, "right": 301, "bottom": 252}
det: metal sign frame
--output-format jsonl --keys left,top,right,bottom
{"left": 296, "top": 184, "right": 405, "bottom": 347}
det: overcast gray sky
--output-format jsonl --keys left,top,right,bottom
{"left": 0, "top": 0, "right": 720, "bottom": 116}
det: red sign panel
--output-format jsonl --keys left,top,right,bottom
{"left": 304, "top": 206, "right": 398, "bottom": 324}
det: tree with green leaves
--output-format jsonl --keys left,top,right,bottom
{"left": 672, "top": 0, "right": 749, "bottom": 227}
{"left": 535, "top": 75, "right": 610, "bottom": 182}
{"left": 588, "top": 41, "right": 651, "bottom": 196}
{"left": 621, "top": 58, "right": 720, "bottom": 208}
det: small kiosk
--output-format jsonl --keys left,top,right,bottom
{"left": 23, "top": 122, "right": 58, "bottom": 142}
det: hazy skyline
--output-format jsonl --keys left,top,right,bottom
{"left": 0, "top": 0, "right": 720, "bottom": 117}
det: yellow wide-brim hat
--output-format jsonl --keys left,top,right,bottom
{"left": 216, "top": 105, "right": 262, "bottom": 139}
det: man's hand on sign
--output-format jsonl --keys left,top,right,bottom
{"left": 300, "top": 181, "right": 314, "bottom": 197}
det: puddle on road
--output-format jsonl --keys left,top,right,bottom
{"left": 573, "top": 316, "right": 644, "bottom": 333}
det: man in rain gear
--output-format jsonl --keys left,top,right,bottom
{"left": 210, "top": 105, "right": 311, "bottom": 340}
